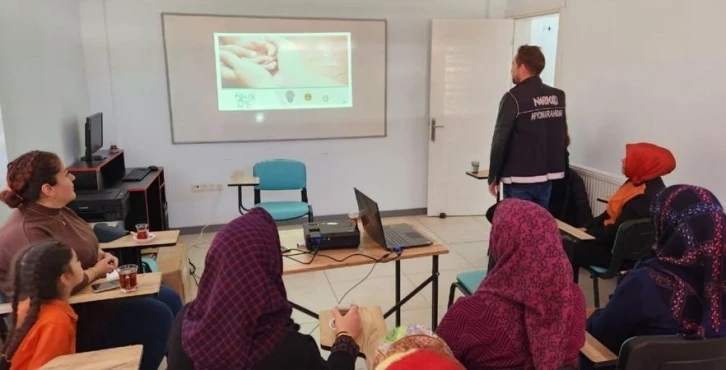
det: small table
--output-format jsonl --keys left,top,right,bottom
{"left": 556, "top": 220, "right": 596, "bottom": 241}
{"left": 279, "top": 219, "right": 449, "bottom": 330}
{"left": 100, "top": 230, "right": 180, "bottom": 268}
{"left": 227, "top": 177, "right": 260, "bottom": 215}
{"left": 40, "top": 345, "right": 143, "bottom": 370}
{"left": 0, "top": 273, "right": 163, "bottom": 315}
{"left": 319, "top": 306, "right": 388, "bottom": 370}
{"left": 466, "top": 170, "right": 490, "bottom": 180}
{"left": 581, "top": 307, "right": 618, "bottom": 367}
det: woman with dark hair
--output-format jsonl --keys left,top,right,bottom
{"left": 169, "top": 208, "right": 362, "bottom": 369}
{"left": 0, "top": 150, "right": 181, "bottom": 370}
{"left": 564, "top": 143, "right": 675, "bottom": 280}
{"left": 0, "top": 240, "right": 84, "bottom": 370}
{"left": 586, "top": 185, "right": 726, "bottom": 364}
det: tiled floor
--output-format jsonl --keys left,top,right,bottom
{"left": 177, "top": 215, "right": 616, "bottom": 370}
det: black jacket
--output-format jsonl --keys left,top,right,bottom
{"left": 549, "top": 153, "right": 594, "bottom": 228}
{"left": 168, "top": 305, "right": 358, "bottom": 370}
{"left": 488, "top": 76, "right": 567, "bottom": 185}
{"left": 586, "top": 177, "right": 666, "bottom": 248}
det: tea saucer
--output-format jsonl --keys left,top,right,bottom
{"left": 133, "top": 233, "right": 156, "bottom": 244}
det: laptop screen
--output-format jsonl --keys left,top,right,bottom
{"left": 354, "top": 188, "right": 387, "bottom": 248}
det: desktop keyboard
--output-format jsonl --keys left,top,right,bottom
{"left": 384, "top": 227, "right": 409, "bottom": 248}
{"left": 122, "top": 168, "right": 151, "bottom": 182}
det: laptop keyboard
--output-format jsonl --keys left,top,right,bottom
{"left": 384, "top": 228, "right": 410, "bottom": 248}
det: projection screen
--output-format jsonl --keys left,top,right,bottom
{"left": 161, "top": 13, "right": 387, "bottom": 143}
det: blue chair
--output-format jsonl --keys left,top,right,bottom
{"left": 584, "top": 218, "right": 653, "bottom": 308}
{"left": 447, "top": 269, "right": 487, "bottom": 307}
{"left": 141, "top": 256, "right": 160, "bottom": 273}
{"left": 253, "top": 160, "right": 313, "bottom": 222}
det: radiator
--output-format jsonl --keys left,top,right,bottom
{"left": 571, "top": 164, "right": 623, "bottom": 216}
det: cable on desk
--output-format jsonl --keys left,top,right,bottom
{"left": 302, "top": 249, "right": 403, "bottom": 335}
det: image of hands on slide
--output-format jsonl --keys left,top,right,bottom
{"left": 214, "top": 32, "right": 353, "bottom": 111}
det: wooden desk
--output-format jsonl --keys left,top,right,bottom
{"left": 40, "top": 345, "right": 143, "bottom": 370}
{"left": 279, "top": 218, "right": 449, "bottom": 329}
{"left": 0, "top": 273, "right": 162, "bottom": 315}
{"left": 319, "top": 306, "right": 388, "bottom": 370}
{"left": 101, "top": 230, "right": 179, "bottom": 268}
{"left": 101, "top": 230, "right": 180, "bottom": 250}
{"left": 582, "top": 332, "right": 618, "bottom": 367}
{"left": 466, "top": 170, "right": 490, "bottom": 180}
{"left": 227, "top": 177, "right": 259, "bottom": 186}
{"left": 557, "top": 220, "right": 596, "bottom": 241}
{"left": 228, "top": 177, "right": 260, "bottom": 215}
{"left": 581, "top": 307, "right": 618, "bottom": 367}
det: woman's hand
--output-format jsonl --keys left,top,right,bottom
{"left": 93, "top": 254, "right": 117, "bottom": 275}
{"left": 98, "top": 251, "right": 119, "bottom": 269}
{"left": 333, "top": 305, "right": 361, "bottom": 339}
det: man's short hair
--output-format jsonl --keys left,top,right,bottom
{"left": 515, "top": 45, "right": 545, "bottom": 76}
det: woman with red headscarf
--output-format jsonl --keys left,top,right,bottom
{"left": 564, "top": 142, "right": 676, "bottom": 281}
{"left": 437, "top": 199, "right": 586, "bottom": 370}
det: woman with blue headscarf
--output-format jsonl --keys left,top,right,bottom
{"left": 587, "top": 185, "right": 726, "bottom": 359}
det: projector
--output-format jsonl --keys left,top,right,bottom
{"left": 303, "top": 221, "right": 360, "bottom": 251}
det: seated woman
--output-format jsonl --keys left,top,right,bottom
{"left": 437, "top": 199, "right": 586, "bottom": 370}
{"left": 586, "top": 185, "right": 726, "bottom": 365}
{"left": 564, "top": 142, "right": 675, "bottom": 281}
{"left": 0, "top": 150, "right": 182, "bottom": 370}
{"left": 168, "top": 207, "right": 362, "bottom": 369}
{"left": 372, "top": 325, "right": 464, "bottom": 369}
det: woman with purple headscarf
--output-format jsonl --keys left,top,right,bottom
{"left": 167, "top": 208, "right": 361, "bottom": 369}
{"left": 586, "top": 185, "right": 726, "bottom": 368}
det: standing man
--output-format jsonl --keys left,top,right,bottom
{"left": 487, "top": 45, "right": 567, "bottom": 208}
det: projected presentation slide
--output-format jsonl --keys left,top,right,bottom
{"left": 214, "top": 32, "right": 353, "bottom": 111}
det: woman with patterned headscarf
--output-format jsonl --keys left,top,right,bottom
{"left": 587, "top": 185, "right": 726, "bottom": 359}
{"left": 167, "top": 208, "right": 361, "bottom": 370}
{"left": 438, "top": 199, "right": 586, "bottom": 370}
{"left": 372, "top": 325, "right": 465, "bottom": 370}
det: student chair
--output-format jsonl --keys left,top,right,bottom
{"left": 447, "top": 269, "right": 487, "bottom": 307}
{"left": 584, "top": 218, "right": 654, "bottom": 307}
{"left": 617, "top": 335, "right": 726, "bottom": 370}
{"left": 253, "top": 159, "right": 314, "bottom": 222}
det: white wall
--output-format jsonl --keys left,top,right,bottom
{"left": 489, "top": 0, "right": 565, "bottom": 18}
{"left": 80, "top": 0, "right": 491, "bottom": 228}
{"left": 558, "top": 0, "right": 726, "bottom": 197}
{"left": 0, "top": 0, "right": 89, "bottom": 223}
{"left": 513, "top": 13, "right": 560, "bottom": 86}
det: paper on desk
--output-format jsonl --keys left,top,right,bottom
{"left": 106, "top": 270, "right": 119, "bottom": 282}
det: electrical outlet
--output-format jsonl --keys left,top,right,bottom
{"left": 191, "top": 183, "right": 224, "bottom": 192}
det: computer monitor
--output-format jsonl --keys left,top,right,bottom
{"left": 354, "top": 188, "right": 386, "bottom": 248}
{"left": 84, "top": 112, "right": 103, "bottom": 162}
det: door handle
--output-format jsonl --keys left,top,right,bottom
{"left": 430, "top": 118, "right": 445, "bottom": 142}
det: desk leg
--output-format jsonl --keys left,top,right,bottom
{"left": 289, "top": 301, "right": 319, "bottom": 320}
{"left": 237, "top": 186, "right": 244, "bottom": 215}
{"left": 432, "top": 255, "right": 439, "bottom": 330}
{"left": 395, "top": 260, "right": 401, "bottom": 326}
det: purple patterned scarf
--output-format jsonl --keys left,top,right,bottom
{"left": 182, "top": 208, "right": 294, "bottom": 368}
{"left": 645, "top": 184, "right": 726, "bottom": 338}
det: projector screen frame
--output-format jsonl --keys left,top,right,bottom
{"left": 160, "top": 12, "right": 388, "bottom": 144}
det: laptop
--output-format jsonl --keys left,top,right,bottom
{"left": 354, "top": 188, "right": 433, "bottom": 249}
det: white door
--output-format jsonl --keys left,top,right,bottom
{"left": 427, "top": 19, "right": 514, "bottom": 216}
